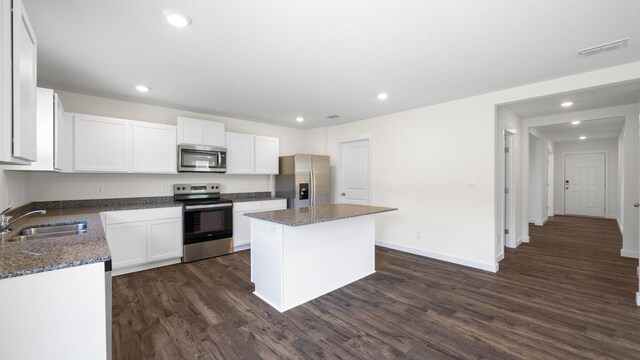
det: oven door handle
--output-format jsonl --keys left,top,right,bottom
{"left": 184, "top": 204, "right": 232, "bottom": 210}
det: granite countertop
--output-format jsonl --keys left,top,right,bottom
{"left": 0, "top": 197, "right": 183, "bottom": 280}
{"left": 226, "top": 196, "right": 287, "bottom": 203}
{"left": 221, "top": 191, "right": 286, "bottom": 203}
{"left": 244, "top": 204, "right": 397, "bottom": 226}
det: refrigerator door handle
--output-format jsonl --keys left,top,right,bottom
{"left": 310, "top": 169, "right": 315, "bottom": 206}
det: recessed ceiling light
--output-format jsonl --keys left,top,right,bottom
{"left": 377, "top": 93, "right": 388, "bottom": 100}
{"left": 579, "top": 136, "right": 586, "bottom": 140}
{"left": 295, "top": 117, "right": 304, "bottom": 122}
{"left": 571, "top": 121, "right": 581, "bottom": 125}
{"left": 163, "top": 10, "right": 192, "bottom": 28}
{"left": 561, "top": 101, "right": 574, "bottom": 108}
{"left": 135, "top": 85, "right": 150, "bottom": 93}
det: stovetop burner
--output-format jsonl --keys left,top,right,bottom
{"left": 173, "top": 183, "right": 231, "bottom": 204}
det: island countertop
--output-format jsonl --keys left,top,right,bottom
{"left": 0, "top": 197, "right": 183, "bottom": 280}
{"left": 244, "top": 204, "right": 397, "bottom": 226}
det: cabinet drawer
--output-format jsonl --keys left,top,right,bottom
{"left": 233, "top": 201, "right": 263, "bottom": 213}
{"left": 262, "top": 199, "right": 287, "bottom": 210}
{"left": 104, "top": 207, "right": 182, "bottom": 224}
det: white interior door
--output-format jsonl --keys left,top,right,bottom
{"left": 340, "top": 139, "right": 370, "bottom": 205}
{"left": 564, "top": 153, "right": 605, "bottom": 217}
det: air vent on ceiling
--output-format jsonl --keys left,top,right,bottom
{"left": 326, "top": 114, "right": 340, "bottom": 119}
{"left": 577, "top": 38, "right": 629, "bottom": 57}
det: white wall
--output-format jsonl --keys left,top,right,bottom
{"left": 305, "top": 61, "right": 640, "bottom": 273}
{"left": 620, "top": 117, "right": 640, "bottom": 259}
{"left": 25, "top": 91, "right": 310, "bottom": 200}
{"left": 496, "top": 107, "right": 523, "bottom": 249}
{"left": 0, "top": 171, "right": 31, "bottom": 210}
{"left": 618, "top": 131, "right": 625, "bottom": 231}
{"left": 528, "top": 129, "right": 552, "bottom": 225}
{"left": 528, "top": 134, "right": 540, "bottom": 222}
{"left": 552, "top": 139, "right": 619, "bottom": 219}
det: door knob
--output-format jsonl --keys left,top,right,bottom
{"left": 341, "top": 192, "right": 346, "bottom": 196}
{"left": 634, "top": 203, "right": 639, "bottom": 208}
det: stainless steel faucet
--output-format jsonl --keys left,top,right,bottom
{"left": 0, "top": 210, "right": 47, "bottom": 234}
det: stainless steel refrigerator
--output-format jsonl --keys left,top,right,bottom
{"left": 276, "top": 155, "right": 330, "bottom": 208}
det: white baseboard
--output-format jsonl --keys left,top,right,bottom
{"left": 605, "top": 214, "right": 617, "bottom": 220}
{"left": 496, "top": 253, "right": 504, "bottom": 262}
{"left": 616, "top": 217, "right": 623, "bottom": 232}
{"left": 620, "top": 249, "right": 639, "bottom": 259}
{"left": 519, "top": 236, "right": 530, "bottom": 245}
{"left": 112, "top": 258, "right": 181, "bottom": 276}
{"left": 376, "top": 240, "right": 498, "bottom": 273}
{"left": 534, "top": 217, "right": 548, "bottom": 226}
{"left": 234, "top": 243, "right": 251, "bottom": 252}
{"left": 637, "top": 292, "right": 640, "bottom": 307}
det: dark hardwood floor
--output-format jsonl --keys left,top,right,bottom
{"left": 113, "top": 215, "right": 640, "bottom": 359}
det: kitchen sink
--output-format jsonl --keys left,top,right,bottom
{"left": 9, "top": 222, "right": 88, "bottom": 241}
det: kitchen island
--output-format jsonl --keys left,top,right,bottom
{"left": 246, "top": 204, "right": 396, "bottom": 312}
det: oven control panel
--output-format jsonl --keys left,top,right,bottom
{"left": 174, "top": 183, "right": 221, "bottom": 195}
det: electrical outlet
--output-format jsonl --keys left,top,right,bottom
{"left": 96, "top": 186, "right": 104, "bottom": 195}
{"left": 6, "top": 189, "right": 12, "bottom": 206}
{"left": 162, "top": 185, "right": 169, "bottom": 194}
{"left": 416, "top": 231, "right": 422, "bottom": 239}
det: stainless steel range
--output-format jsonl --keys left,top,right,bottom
{"left": 174, "top": 183, "right": 233, "bottom": 262}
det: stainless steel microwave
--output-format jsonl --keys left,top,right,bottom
{"left": 178, "top": 145, "right": 227, "bottom": 173}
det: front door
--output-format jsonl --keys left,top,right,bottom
{"left": 340, "top": 139, "right": 370, "bottom": 205}
{"left": 564, "top": 153, "right": 605, "bottom": 217}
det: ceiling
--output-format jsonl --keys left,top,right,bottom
{"left": 504, "top": 81, "right": 640, "bottom": 119}
{"left": 23, "top": 0, "right": 640, "bottom": 129}
{"left": 533, "top": 117, "right": 625, "bottom": 143}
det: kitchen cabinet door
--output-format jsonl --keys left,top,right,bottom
{"left": 11, "top": 0, "right": 37, "bottom": 162}
{"left": 132, "top": 121, "right": 177, "bottom": 173}
{"left": 74, "top": 114, "right": 132, "bottom": 172}
{"left": 177, "top": 116, "right": 225, "bottom": 147}
{"left": 254, "top": 136, "right": 279, "bottom": 174}
{"left": 147, "top": 218, "right": 182, "bottom": 262}
{"left": 234, "top": 200, "right": 286, "bottom": 250}
{"left": 203, "top": 120, "right": 226, "bottom": 147}
{"left": 53, "top": 92, "right": 66, "bottom": 171}
{"left": 234, "top": 211, "right": 253, "bottom": 248}
{"left": 106, "top": 222, "right": 147, "bottom": 269}
{"left": 177, "top": 116, "right": 203, "bottom": 145}
{"left": 0, "top": 262, "right": 107, "bottom": 360}
{"left": 226, "top": 132, "right": 255, "bottom": 174}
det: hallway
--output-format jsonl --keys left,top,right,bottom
{"left": 499, "top": 215, "right": 639, "bottom": 357}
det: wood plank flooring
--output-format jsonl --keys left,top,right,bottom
{"left": 113, "top": 215, "right": 640, "bottom": 359}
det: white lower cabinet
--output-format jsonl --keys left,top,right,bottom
{"left": 102, "top": 207, "right": 182, "bottom": 275}
{"left": 106, "top": 221, "right": 147, "bottom": 269}
{"left": 0, "top": 262, "right": 107, "bottom": 360}
{"left": 147, "top": 218, "right": 182, "bottom": 262}
{"left": 233, "top": 199, "right": 286, "bottom": 249}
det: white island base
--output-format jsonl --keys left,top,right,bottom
{"left": 251, "top": 215, "right": 375, "bottom": 312}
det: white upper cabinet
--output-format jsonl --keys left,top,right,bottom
{"left": 132, "top": 121, "right": 177, "bottom": 173}
{"left": 73, "top": 113, "right": 177, "bottom": 174}
{"left": 74, "top": 114, "right": 132, "bottom": 173}
{"left": 254, "top": 136, "right": 279, "bottom": 174}
{"left": 226, "top": 132, "right": 279, "bottom": 175}
{"left": 12, "top": 0, "right": 37, "bottom": 161}
{"left": 53, "top": 93, "right": 72, "bottom": 171}
{"left": 177, "top": 116, "right": 225, "bottom": 147}
{"left": 3, "top": 88, "right": 71, "bottom": 172}
{"left": 226, "top": 132, "right": 255, "bottom": 174}
{"left": 0, "top": 0, "right": 37, "bottom": 164}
